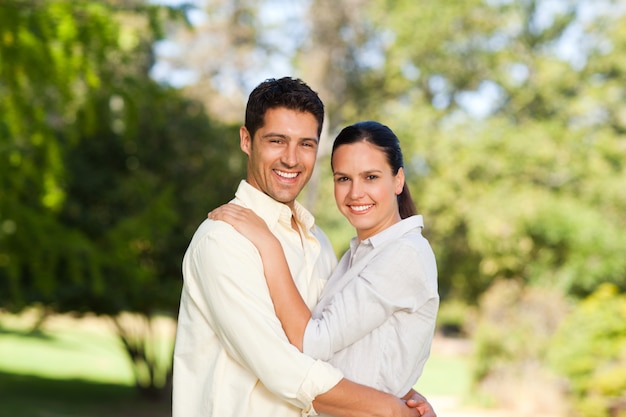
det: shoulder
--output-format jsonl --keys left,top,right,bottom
{"left": 190, "top": 217, "right": 234, "bottom": 241}
{"left": 182, "top": 218, "right": 267, "bottom": 291}
{"left": 371, "top": 230, "right": 437, "bottom": 285}
{"left": 187, "top": 218, "right": 256, "bottom": 257}
{"left": 378, "top": 226, "right": 434, "bottom": 261}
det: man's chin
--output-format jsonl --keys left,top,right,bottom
{"left": 271, "top": 192, "right": 299, "bottom": 207}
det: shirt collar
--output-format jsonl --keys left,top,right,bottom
{"left": 349, "top": 214, "right": 424, "bottom": 252}
{"left": 234, "top": 180, "right": 316, "bottom": 232}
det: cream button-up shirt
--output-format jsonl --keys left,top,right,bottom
{"left": 173, "top": 180, "right": 343, "bottom": 417}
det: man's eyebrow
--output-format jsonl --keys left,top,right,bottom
{"left": 261, "top": 132, "right": 289, "bottom": 139}
{"left": 261, "top": 133, "right": 319, "bottom": 143}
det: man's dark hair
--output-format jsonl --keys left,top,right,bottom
{"left": 245, "top": 77, "right": 325, "bottom": 139}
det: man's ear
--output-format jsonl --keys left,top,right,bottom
{"left": 240, "top": 126, "right": 252, "bottom": 155}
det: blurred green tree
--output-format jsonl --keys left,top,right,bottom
{"left": 153, "top": 0, "right": 626, "bottom": 413}
{"left": 344, "top": 0, "right": 626, "bottom": 301}
{"left": 0, "top": 0, "right": 244, "bottom": 398}
{"left": 151, "top": 2, "right": 626, "bottom": 302}
{"left": 57, "top": 80, "right": 242, "bottom": 398}
{"left": 547, "top": 283, "right": 626, "bottom": 417}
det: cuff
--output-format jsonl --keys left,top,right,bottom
{"left": 297, "top": 359, "right": 343, "bottom": 416}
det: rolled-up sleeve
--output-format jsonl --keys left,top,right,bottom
{"left": 186, "top": 223, "right": 343, "bottom": 410}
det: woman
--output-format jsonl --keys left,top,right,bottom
{"left": 209, "top": 120, "right": 439, "bottom": 406}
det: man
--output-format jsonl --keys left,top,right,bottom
{"left": 173, "top": 77, "right": 436, "bottom": 417}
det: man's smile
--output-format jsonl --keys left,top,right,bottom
{"left": 275, "top": 169, "right": 299, "bottom": 179}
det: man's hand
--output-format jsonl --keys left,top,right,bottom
{"left": 403, "top": 389, "right": 436, "bottom": 417}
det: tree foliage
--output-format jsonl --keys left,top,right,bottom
{"left": 1, "top": 0, "right": 179, "bottom": 309}
{"left": 0, "top": 0, "right": 244, "bottom": 397}
{"left": 304, "top": 0, "right": 626, "bottom": 300}
{"left": 161, "top": 0, "right": 626, "bottom": 301}
{"left": 547, "top": 284, "right": 626, "bottom": 417}
{"left": 3, "top": 0, "right": 626, "bottom": 405}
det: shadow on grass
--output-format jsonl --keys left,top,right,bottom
{"left": 0, "top": 371, "right": 170, "bottom": 417}
{"left": 0, "top": 326, "right": 53, "bottom": 340}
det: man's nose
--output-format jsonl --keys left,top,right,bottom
{"left": 281, "top": 144, "right": 298, "bottom": 167}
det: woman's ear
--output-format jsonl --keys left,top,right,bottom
{"left": 395, "top": 167, "right": 406, "bottom": 195}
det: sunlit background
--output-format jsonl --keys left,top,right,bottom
{"left": 1, "top": 0, "right": 625, "bottom": 416}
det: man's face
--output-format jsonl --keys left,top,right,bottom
{"left": 241, "top": 107, "right": 320, "bottom": 208}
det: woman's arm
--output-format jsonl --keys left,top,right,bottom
{"left": 208, "top": 204, "right": 310, "bottom": 350}
{"left": 209, "top": 205, "right": 437, "bottom": 415}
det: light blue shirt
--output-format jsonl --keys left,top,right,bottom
{"left": 302, "top": 215, "right": 439, "bottom": 398}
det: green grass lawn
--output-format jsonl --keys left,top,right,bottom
{"left": 0, "top": 312, "right": 169, "bottom": 417}
{"left": 416, "top": 350, "right": 472, "bottom": 397}
{"left": 0, "top": 322, "right": 134, "bottom": 385}
{"left": 0, "top": 311, "right": 471, "bottom": 417}
{"left": 0, "top": 372, "right": 166, "bottom": 417}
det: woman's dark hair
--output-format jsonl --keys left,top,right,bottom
{"left": 245, "top": 77, "right": 325, "bottom": 139}
{"left": 331, "top": 120, "right": 416, "bottom": 219}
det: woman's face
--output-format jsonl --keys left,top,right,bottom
{"left": 332, "top": 141, "right": 404, "bottom": 241}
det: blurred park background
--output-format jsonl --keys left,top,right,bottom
{"left": 1, "top": 0, "right": 626, "bottom": 416}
